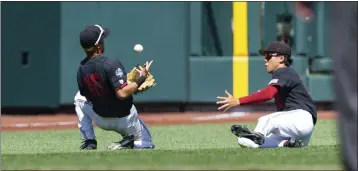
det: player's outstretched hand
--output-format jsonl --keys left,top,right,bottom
{"left": 136, "top": 60, "right": 153, "bottom": 77}
{"left": 216, "top": 90, "right": 240, "bottom": 112}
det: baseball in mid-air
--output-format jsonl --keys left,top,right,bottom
{"left": 134, "top": 44, "right": 143, "bottom": 53}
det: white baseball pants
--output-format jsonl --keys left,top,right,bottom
{"left": 74, "top": 92, "right": 154, "bottom": 148}
{"left": 239, "top": 109, "right": 315, "bottom": 148}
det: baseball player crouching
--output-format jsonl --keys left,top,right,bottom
{"left": 216, "top": 41, "right": 317, "bottom": 148}
{"left": 75, "top": 25, "right": 155, "bottom": 150}
{"left": 74, "top": 91, "right": 155, "bottom": 150}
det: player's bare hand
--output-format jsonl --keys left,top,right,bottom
{"left": 216, "top": 90, "right": 240, "bottom": 112}
{"left": 136, "top": 60, "right": 153, "bottom": 77}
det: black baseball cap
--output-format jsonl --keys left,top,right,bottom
{"left": 79, "top": 24, "right": 110, "bottom": 51}
{"left": 258, "top": 41, "right": 291, "bottom": 57}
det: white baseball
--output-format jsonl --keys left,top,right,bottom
{"left": 134, "top": 44, "right": 143, "bottom": 53}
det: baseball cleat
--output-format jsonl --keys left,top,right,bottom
{"left": 80, "top": 139, "right": 97, "bottom": 150}
{"left": 231, "top": 125, "right": 265, "bottom": 145}
{"left": 283, "top": 137, "right": 304, "bottom": 148}
{"left": 107, "top": 134, "right": 135, "bottom": 150}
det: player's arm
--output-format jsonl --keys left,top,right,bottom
{"left": 105, "top": 60, "right": 147, "bottom": 99}
{"left": 218, "top": 73, "right": 287, "bottom": 111}
{"left": 239, "top": 74, "right": 288, "bottom": 105}
{"left": 217, "top": 86, "right": 279, "bottom": 112}
{"left": 116, "top": 80, "right": 144, "bottom": 99}
{"left": 238, "top": 85, "right": 279, "bottom": 105}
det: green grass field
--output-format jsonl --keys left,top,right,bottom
{"left": 2, "top": 120, "right": 341, "bottom": 170}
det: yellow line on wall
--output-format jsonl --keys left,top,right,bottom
{"left": 233, "top": 2, "right": 249, "bottom": 98}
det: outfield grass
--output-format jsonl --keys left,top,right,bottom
{"left": 2, "top": 120, "right": 341, "bottom": 170}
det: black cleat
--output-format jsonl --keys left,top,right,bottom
{"left": 283, "top": 138, "right": 304, "bottom": 148}
{"left": 80, "top": 139, "right": 97, "bottom": 150}
{"left": 107, "top": 134, "right": 135, "bottom": 150}
{"left": 119, "top": 134, "right": 135, "bottom": 148}
{"left": 231, "top": 125, "right": 265, "bottom": 145}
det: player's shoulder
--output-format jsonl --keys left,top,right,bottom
{"left": 284, "top": 67, "right": 300, "bottom": 79}
{"left": 278, "top": 67, "right": 303, "bottom": 84}
{"left": 102, "top": 57, "right": 125, "bottom": 70}
{"left": 274, "top": 67, "right": 296, "bottom": 76}
{"left": 99, "top": 56, "right": 112, "bottom": 63}
{"left": 102, "top": 56, "right": 121, "bottom": 64}
{"left": 271, "top": 67, "right": 298, "bottom": 83}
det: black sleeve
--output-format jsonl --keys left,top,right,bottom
{"left": 76, "top": 69, "right": 86, "bottom": 96}
{"left": 103, "top": 60, "right": 127, "bottom": 90}
{"left": 78, "top": 82, "right": 86, "bottom": 96}
{"left": 268, "top": 72, "right": 291, "bottom": 88}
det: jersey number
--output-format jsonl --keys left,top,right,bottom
{"left": 83, "top": 73, "right": 107, "bottom": 97}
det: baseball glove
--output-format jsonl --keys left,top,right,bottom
{"left": 126, "top": 64, "right": 156, "bottom": 94}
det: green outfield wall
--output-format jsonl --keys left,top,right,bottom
{"left": 1, "top": 2, "right": 334, "bottom": 108}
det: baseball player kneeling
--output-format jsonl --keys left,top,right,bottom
{"left": 217, "top": 41, "right": 317, "bottom": 148}
{"left": 74, "top": 92, "right": 155, "bottom": 150}
{"left": 75, "top": 25, "right": 156, "bottom": 150}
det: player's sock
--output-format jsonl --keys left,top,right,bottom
{"left": 259, "top": 136, "right": 290, "bottom": 148}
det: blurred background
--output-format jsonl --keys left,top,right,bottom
{"left": 1, "top": 1, "right": 333, "bottom": 114}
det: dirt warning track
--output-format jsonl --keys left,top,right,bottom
{"left": 1, "top": 111, "right": 336, "bottom": 132}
